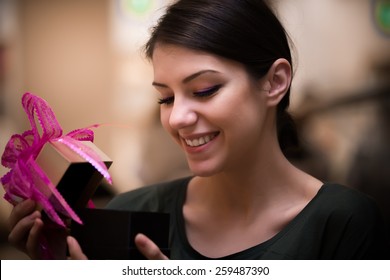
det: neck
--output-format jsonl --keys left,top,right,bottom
{"left": 191, "top": 141, "right": 301, "bottom": 217}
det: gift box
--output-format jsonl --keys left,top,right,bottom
{"left": 1, "top": 93, "right": 114, "bottom": 229}
{"left": 35, "top": 140, "right": 112, "bottom": 213}
{"left": 71, "top": 208, "right": 170, "bottom": 259}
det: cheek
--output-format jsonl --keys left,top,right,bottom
{"left": 226, "top": 95, "right": 267, "bottom": 138}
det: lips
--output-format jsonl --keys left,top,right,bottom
{"left": 183, "top": 132, "right": 219, "bottom": 147}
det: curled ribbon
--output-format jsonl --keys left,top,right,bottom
{"left": 0, "top": 92, "right": 112, "bottom": 228}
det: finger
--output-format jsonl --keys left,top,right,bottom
{"left": 8, "top": 199, "right": 37, "bottom": 231}
{"left": 8, "top": 210, "right": 41, "bottom": 252}
{"left": 135, "top": 233, "right": 169, "bottom": 260}
{"left": 25, "top": 218, "right": 44, "bottom": 259}
{"left": 67, "top": 236, "right": 88, "bottom": 260}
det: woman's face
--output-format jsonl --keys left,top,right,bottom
{"left": 152, "top": 44, "right": 273, "bottom": 176}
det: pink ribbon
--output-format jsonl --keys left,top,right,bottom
{"left": 1, "top": 92, "right": 112, "bottom": 228}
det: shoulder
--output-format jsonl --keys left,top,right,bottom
{"left": 312, "top": 183, "right": 385, "bottom": 235}
{"left": 105, "top": 177, "right": 191, "bottom": 212}
{"left": 313, "top": 183, "right": 389, "bottom": 259}
{"left": 318, "top": 183, "right": 380, "bottom": 216}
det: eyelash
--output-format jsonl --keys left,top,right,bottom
{"left": 158, "top": 96, "right": 174, "bottom": 105}
{"left": 158, "top": 84, "right": 222, "bottom": 105}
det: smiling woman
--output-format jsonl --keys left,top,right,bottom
{"left": 6, "top": 0, "right": 390, "bottom": 260}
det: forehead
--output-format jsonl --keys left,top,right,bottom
{"left": 151, "top": 44, "right": 245, "bottom": 81}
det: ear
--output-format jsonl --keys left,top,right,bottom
{"left": 262, "top": 58, "right": 292, "bottom": 108}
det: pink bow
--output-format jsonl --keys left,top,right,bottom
{"left": 1, "top": 93, "right": 112, "bottom": 227}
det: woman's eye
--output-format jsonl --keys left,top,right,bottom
{"left": 157, "top": 85, "right": 222, "bottom": 105}
{"left": 194, "top": 84, "right": 222, "bottom": 98}
{"left": 158, "top": 96, "right": 174, "bottom": 105}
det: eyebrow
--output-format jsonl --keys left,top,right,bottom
{"left": 152, "top": 70, "right": 219, "bottom": 88}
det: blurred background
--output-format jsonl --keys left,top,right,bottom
{"left": 0, "top": 0, "right": 389, "bottom": 259}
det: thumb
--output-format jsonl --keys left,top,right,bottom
{"left": 135, "top": 233, "right": 169, "bottom": 260}
{"left": 67, "top": 236, "right": 88, "bottom": 260}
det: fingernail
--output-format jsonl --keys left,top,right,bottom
{"left": 67, "top": 236, "right": 73, "bottom": 244}
{"left": 135, "top": 234, "right": 146, "bottom": 248}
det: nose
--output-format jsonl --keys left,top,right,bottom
{"left": 168, "top": 98, "right": 197, "bottom": 130}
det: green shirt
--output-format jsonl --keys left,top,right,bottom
{"left": 106, "top": 177, "right": 389, "bottom": 259}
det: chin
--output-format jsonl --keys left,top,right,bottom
{"left": 188, "top": 162, "right": 223, "bottom": 177}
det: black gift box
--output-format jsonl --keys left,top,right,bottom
{"left": 71, "top": 208, "right": 170, "bottom": 259}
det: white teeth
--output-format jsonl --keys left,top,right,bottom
{"left": 185, "top": 134, "right": 216, "bottom": 147}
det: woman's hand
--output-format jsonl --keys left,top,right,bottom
{"left": 8, "top": 199, "right": 43, "bottom": 259}
{"left": 8, "top": 199, "right": 68, "bottom": 259}
{"left": 135, "top": 233, "right": 169, "bottom": 260}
